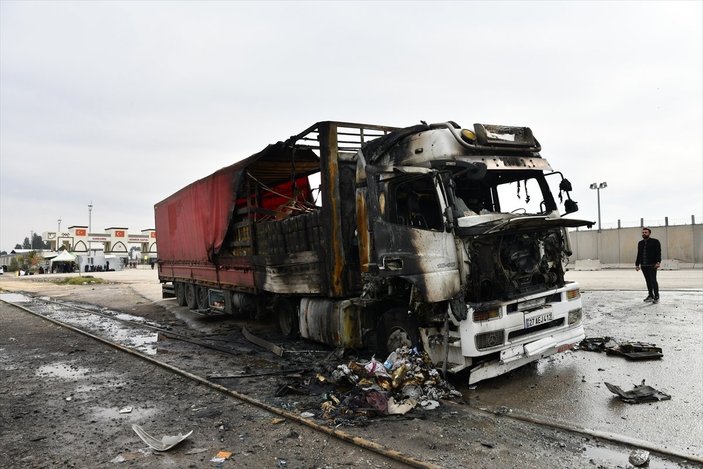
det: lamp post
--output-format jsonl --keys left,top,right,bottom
{"left": 57, "top": 218, "right": 62, "bottom": 251}
{"left": 88, "top": 202, "right": 93, "bottom": 253}
{"left": 589, "top": 182, "right": 607, "bottom": 232}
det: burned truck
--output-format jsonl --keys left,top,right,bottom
{"left": 155, "top": 121, "right": 593, "bottom": 383}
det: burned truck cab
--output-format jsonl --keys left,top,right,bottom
{"left": 357, "top": 122, "right": 593, "bottom": 383}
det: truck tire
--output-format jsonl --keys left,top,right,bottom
{"left": 196, "top": 285, "right": 209, "bottom": 310}
{"left": 276, "top": 298, "right": 299, "bottom": 337}
{"left": 175, "top": 282, "right": 187, "bottom": 307}
{"left": 185, "top": 283, "right": 197, "bottom": 310}
{"left": 377, "top": 308, "right": 419, "bottom": 357}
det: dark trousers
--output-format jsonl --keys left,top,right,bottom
{"left": 641, "top": 265, "right": 659, "bottom": 298}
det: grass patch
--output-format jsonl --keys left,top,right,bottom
{"left": 52, "top": 276, "right": 106, "bottom": 286}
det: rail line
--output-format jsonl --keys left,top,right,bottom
{"left": 1, "top": 295, "right": 440, "bottom": 469}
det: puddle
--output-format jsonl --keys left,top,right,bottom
{"left": 92, "top": 406, "right": 159, "bottom": 421}
{"left": 0, "top": 293, "right": 32, "bottom": 303}
{"left": 36, "top": 362, "right": 90, "bottom": 379}
{"left": 114, "top": 313, "right": 147, "bottom": 323}
{"left": 49, "top": 311, "right": 159, "bottom": 355}
{"left": 583, "top": 443, "right": 674, "bottom": 468}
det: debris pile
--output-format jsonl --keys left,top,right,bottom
{"left": 315, "top": 347, "right": 461, "bottom": 423}
{"left": 579, "top": 337, "right": 663, "bottom": 360}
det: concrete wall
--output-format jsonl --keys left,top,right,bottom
{"left": 568, "top": 223, "right": 702, "bottom": 267}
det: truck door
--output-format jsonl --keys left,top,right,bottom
{"left": 367, "top": 169, "right": 460, "bottom": 303}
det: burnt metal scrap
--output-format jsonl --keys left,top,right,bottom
{"left": 312, "top": 347, "right": 462, "bottom": 424}
{"left": 579, "top": 337, "right": 663, "bottom": 360}
{"left": 605, "top": 380, "right": 671, "bottom": 404}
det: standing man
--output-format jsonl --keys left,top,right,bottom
{"left": 635, "top": 227, "right": 661, "bottom": 303}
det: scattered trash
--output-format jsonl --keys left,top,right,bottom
{"left": 119, "top": 406, "right": 133, "bottom": 414}
{"left": 185, "top": 448, "right": 209, "bottom": 455}
{"left": 604, "top": 380, "right": 671, "bottom": 404}
{"left": 480, "top": 441, "right": 495, "bottom": 449}
{"left": 300, "top": 412, "right": 315, "bottom": 418}
{"left": 629, "top": 449, "right": 651, "bottom": 466}
{"left": 131, "top": 424, "right": 193, "bottom": 451}
{"left": 579, "top": 337, "right": 663, "bottom": 360}
{"left": 419, "top": 399, "right": 440, "bottom": 410}
{"left": 312, "top": 347, "right": 461, "bottom": 424}
{"left": 110, "top": 452, "right": 142, "bottom": 463}
{"left": 387, "top": 397, "right": 417, "bottom": 415}
{"left": 494, "top": 405, "right": 512, "bottom": 415}
{"left": 211, "top": 450, "right": 233, "bottom": 463}
{"left": 271, "top": 418, "right": 286, "bottom": 425}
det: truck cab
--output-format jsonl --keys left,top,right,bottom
{"left": 356, "top": 122, "right": 592, "bottom": 382}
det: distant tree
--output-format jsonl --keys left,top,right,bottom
{"left": 31, "top": 233, "right": 49, "bottom": 249}
{"left": 8, "top": 257, "right": 19, "bottom": 272}
{"left": 26, "top": 251, "right": 44, "bottom": 272}
{"left": 14, "top": 244, "right": 22, "bottom": 250}
{"left": 0, "top": 250, "right": 7, "bottom": 255}
{"left": 22, "top": 237, "right": 30, "bottom": 249}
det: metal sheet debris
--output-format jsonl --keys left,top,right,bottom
{"left": 604, "top": 380, "right": 671, "bottom": 404}
{"left": 131, "top": 424, "right": 193, "bottom": 451}
{"left": 242, "top": 326, "right": 285, "bottom": 357}
{"left": 579, "top": 337, "right": 663, "bottom": 360}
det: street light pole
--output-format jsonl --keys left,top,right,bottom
{"left": 57, "top": 218, "right": 62, "bottom": 251}
{"left": 589, "top": 182, "right": 607, "bottom": 232}
{"left": 88, "top": 202, "right": 93, "bottom": 253}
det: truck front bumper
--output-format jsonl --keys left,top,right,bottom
{"left": 467, "top": 325, "right": 584, "bottom": 385}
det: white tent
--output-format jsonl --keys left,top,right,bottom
{"left": 50, "top": 250, "right": 77, "bottom": 272}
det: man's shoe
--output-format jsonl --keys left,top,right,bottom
{"left": 644, "top": 296, "right": 653, "bottom": 302}
{"left": 653, "top": 298, "right": 659, "bottom": 304}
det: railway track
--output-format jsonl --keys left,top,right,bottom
{"left": 0, "top": 293, "right": 439, "bottom": 469}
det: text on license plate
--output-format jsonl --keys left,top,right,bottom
{"left": 524, "top": 311, "right": 553, "bottom": 328}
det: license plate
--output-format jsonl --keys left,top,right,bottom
{"left": 524, "top": 310, "right": 553, "bottom": 328}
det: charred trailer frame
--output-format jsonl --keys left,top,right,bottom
{"left": 155, "top": 120, "right": 593, "bottom": 384}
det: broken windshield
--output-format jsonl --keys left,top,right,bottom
{"left": 450, "top": 170, "right": 558, "bottom": 218}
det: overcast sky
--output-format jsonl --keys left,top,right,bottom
{"left": 1, "top": 1, "right": 701, "bottom": 253}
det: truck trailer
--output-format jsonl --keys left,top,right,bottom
{"left": 155, "top": 120, "right": 593, "bottom": 383}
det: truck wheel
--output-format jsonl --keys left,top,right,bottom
{"left": 276, "top": 298, "right": 299, "bottom": 337}
{"left": 196, "top": 285, "right": 209, "bottom": 310}
{"left": 378, "top": 308, "right": 419, "bottom": 357}
{"left": 185, "top": 284, "right": 197, "bottom": 310}
{"left": 175, "top": 283, "right": 187, "bottom": 306}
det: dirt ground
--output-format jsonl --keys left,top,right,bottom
{"left": 1, "top": 270, "right": 699, "bottom": 468}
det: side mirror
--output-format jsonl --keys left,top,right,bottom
{"left": 564, "top": 199, "right": 578, "bottom": 214}
{"left": 559, "top": 179, "right": 573, "bottom": 192}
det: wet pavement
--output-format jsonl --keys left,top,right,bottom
{"left": 467, "top": 278, "right": 703, "bottom": 461}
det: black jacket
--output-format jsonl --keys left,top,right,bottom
{"left": 635, "top": 238, "right": 661, "bottom": 266}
